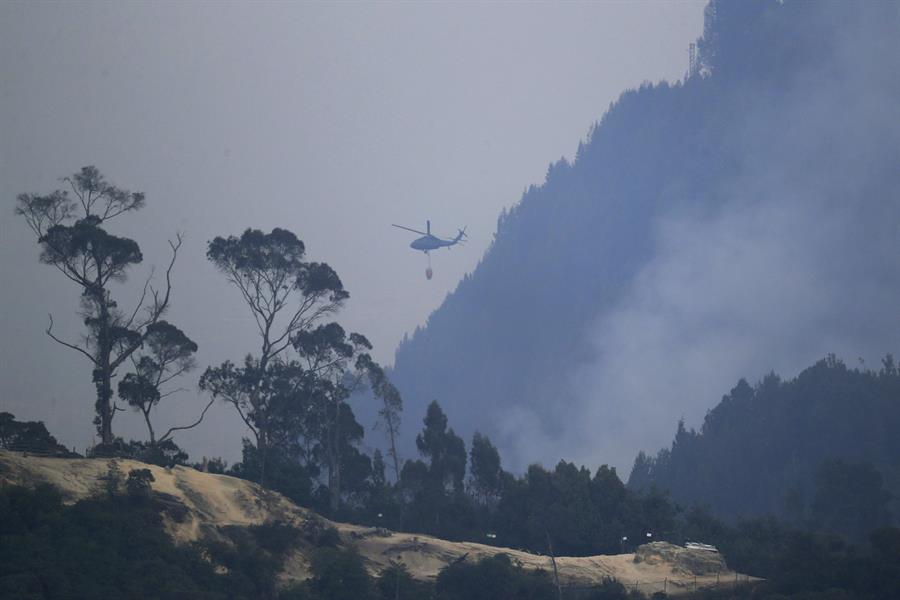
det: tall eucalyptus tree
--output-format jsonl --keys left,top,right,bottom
{"left": 15, "top": 167, "right": 182, "bottom": 444}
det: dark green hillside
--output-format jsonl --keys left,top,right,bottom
{"left": 629, "top": 355, "right": 900, "bottom": 538}
{"left": 0, "top": 484, "right": 236, "bottom": 599}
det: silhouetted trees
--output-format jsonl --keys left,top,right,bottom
{"left": 398, "top": 401, "right": 469, "bottom": 536}
{"left": 201, "top": 228, "right": 391, "bottom": 506}
{"left": 117, "top": 320, "right": 207, "bottom": 447}
{"left": 0, "top": 412, "right": 71, "bottom": 455}
{"left": 200, "top": 228, "right": 349, "bottom": 487}
{"left": 292, "top": 322, "right": 377, "bottom": 511}
{"left": 4, "top": 475, "right": 899, "bottom": 599}
{"left": 15, "top": 167, "right": 184, "bottom": 445}
{"left": 416, "top": 401, "right": 467, "bottom": 495}
{"left": 629, "top": 356, "right": 900, "bottom": 539}
{"left": 811, "top": 459, "right": 893, "bottom": 542}
{"left": 301, "top": 399, "right": 680, "bottom": 556}
{"left": 469, "top": 431, "right": 502, "bottom": 505}
{"left": 0, "top": 483, "right": 237, "bottom": 598}
{"left": 368, "top": 362, "right": 404, "bottom": 483}
{"left": 436, "top": 553, "right": 557, "bottom": 600}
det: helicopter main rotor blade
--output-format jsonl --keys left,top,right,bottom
{"left": 392, "top": 224, "right": 429, "bottom": 236}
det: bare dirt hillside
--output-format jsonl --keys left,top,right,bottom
{"left": 0, "top": 451, "right": 752, "bottom": 595}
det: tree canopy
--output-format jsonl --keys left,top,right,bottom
{"left": 15, "top": 167, "right": 183, "bottom": 445}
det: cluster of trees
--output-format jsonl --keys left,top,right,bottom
{"left": 281, "top": 551, "right": 644, "bottom": 600}
{"left": 0, "top": 480, "right": 233, "bottom": 598}
{"left": 0, "top": 412, "right": 72, "bottom": 456}
{"left": 629, "top": 355, "right": 900, "bottom": 540}
{"left": 197, "top": 226, "right": 400, "bottom": 512}
{"left": 675, "top": 508, "right": 900, "bottom": 600}
{"left": 5, "top": 346, "right": 900, "bottom": 598}
{"left": 14, "top": 168, "right": 402, "bottom": 513}
{"left": 0, "top": 481, "right": 644, "bottom": 600}
{"left": 12, "top": 167, "right": 674, "bottom": 560}
{"left": 7, "top": 340, "right": 900, "bottom": 599}
{"left": 217, "top": 397, "right": 677, "bottom": 559}
{"left": 385, "top": 401, "right": 677, "bottom": 556}
{"left": 4, "top": 476, "right": 899, "bottom": 600}
{"left": 14, "top": 167, "right": 201, "bottom": 454}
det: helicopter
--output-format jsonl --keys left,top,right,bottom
{"left": 392, "top": 220, "right": 467, "bottom": 280}
{"left": 392, "top": 220, "right": 467, "bottom": 253}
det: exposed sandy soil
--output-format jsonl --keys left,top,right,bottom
{"left": 0, "top": 451, "right": 753, "bottom": 595}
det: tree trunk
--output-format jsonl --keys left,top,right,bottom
{"left": 143, "top": 408, "right": 157, "bottom": 445}
{"left": 329, "top": 398, "right": 341, "bottom": 513}
{"left": 387, "top": 416, "right": 401, "bottom": 483}
{"left": 95, "top": 360, "right": 114, "bottom": 445}
{"left": 258, "top": 428, "right": 269, "bottom": 488}
{"left": 254, "top": 354, "right": 270, "bottom": 488}
{"left": 94, "top": 288, "right": 115, "bottom": 446}
{"left": 546, "top": 531, "right": 563, "bottom": 600}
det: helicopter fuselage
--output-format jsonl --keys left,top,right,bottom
{"left": 411, "top": 235, "right": 455, "bottom": 252}
{"left": 393, "top": 221, "right": 466, "bottom": 254}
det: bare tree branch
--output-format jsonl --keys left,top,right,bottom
{"left": 158, "top": 396, "right": 216, "bottom": 444}
{"left": 46, "top": 314, "right": 96, "bottom": 364}
{"left": 230, "top": 398, "right": 259, "bottom": 442}
{"left": 124, "top": 267, "right": 154, "bottom": 330}
{"left": 158, "top": 387, "right": 188, "bottom": 399}
{"left": 113, "top": 233, "right": 183, "bottom": 371}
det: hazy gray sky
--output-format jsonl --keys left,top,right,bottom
{"left": 0, "top": 1, "right": 704, "bottom": 461}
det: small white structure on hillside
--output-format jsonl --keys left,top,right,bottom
{"left": 685, "top": 541, "right": 719, "bottom": 553}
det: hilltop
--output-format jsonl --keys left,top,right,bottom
{"left": 0, "top": 450, "right": 746, "bottom": 595}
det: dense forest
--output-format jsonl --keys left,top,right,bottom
{"left": 4, "top": 348, "right": 900, "bottom": 598}
{"left": 382, "top": 0, "right": 900, "bottom": 471}
{"left": 629, "top": 355, "right": 900, "bottom": 537}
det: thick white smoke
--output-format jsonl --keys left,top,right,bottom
{"left": 506, "top": 4, "right": 900, "bottom": 473}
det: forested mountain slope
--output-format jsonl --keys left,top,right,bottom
{"left": 628, "top": 356, "right": 900, "bottom": 538}
{"left": 384, "top": 0, "right": 900, "bottom": 470}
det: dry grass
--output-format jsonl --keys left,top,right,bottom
{"left": 0, "top": 450, "right": 751, "bottom": 595}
